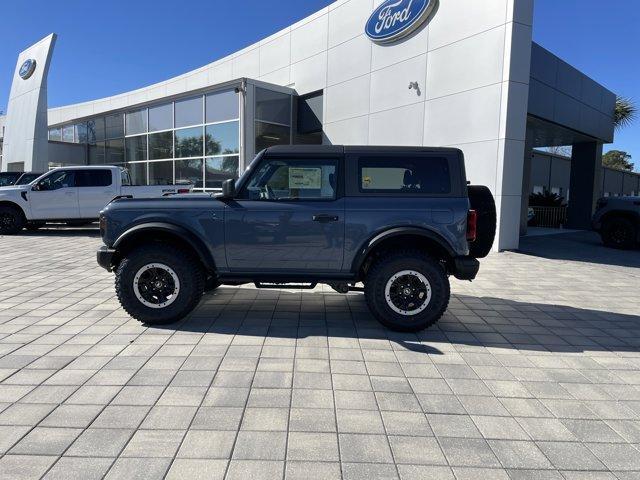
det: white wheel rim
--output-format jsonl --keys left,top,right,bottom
{"left": 384, "top": 270, "right": 432, "bottom": 316}
{"left": 133, "top": 263, "right": 181, "bottom": 309}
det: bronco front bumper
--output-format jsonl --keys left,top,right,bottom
{"left": 97, "top": 246, "right": 117, "bottom": 272}
{"left": 452, "top": 256, "right": 480, "bottom": 281}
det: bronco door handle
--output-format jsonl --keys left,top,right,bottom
{"left": 313, "top": 214, "right": 339, "bottom": 223}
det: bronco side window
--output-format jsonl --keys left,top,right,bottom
{"left": 240, "top": 158, "right": 337, "bottom": 201}
{"left": 359, "top": 156, "right": 451, "bottom": 194}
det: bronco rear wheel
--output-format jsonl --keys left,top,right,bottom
{"left": 365, "top": 250, "right": 450, "bottom": 332}
{"left": 115, "top": 244, "right": 205, "bottom": 324}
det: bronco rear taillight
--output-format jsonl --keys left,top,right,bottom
{"left": 177, "top": 189, "right": 190, "bottom": 194}
{"left": 467, "top": 210, "right": 477, "bottom": 242}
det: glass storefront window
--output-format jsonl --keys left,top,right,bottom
{"left": 205, "top": 121, "right": 239, "bottom": 156}
{"left": 175, "top": 96, "right": 203, "bottom": 128}
{"left": 149, "top": 103, "right": 173, "bottom": 132}
{"left": 255, "top": 121, "right": 291, "bottom": 153}
{"left": 255, "top": 88, "right": 291, "bottom": 125}
{"left": 75, "top": 123, "right": 88, "bottom": 144}
{"left": 49, "top": 127, "right": 62, "bottom": 141}
{"left": 126, "top": 109, "right": 147, "bottom": 135}
{"left": 149, "top": 161, "right": 174, "bottom": 185}
{"left": 89, "top": 142, "right": 106, "bottom": 164}
{"left": 105, "top": 113, "right": 124, "bottom": 139}
{"left": 106, "top": 139, "right": 125, "bottom": 164}
{"left": 205, "top": 156, "right": 239, "bottom": 189}
{"left": 206, "top": 89, "right": 239, "bottom": 123}
{"left": 62, "top": 125, "right": 75, "bottom": 143}
{"left": 126, "top": 135, "right": 148, "bottom": 162}
{"left": 148, "top": 131, "right": 173, "bottom": 160}
{"left": 175, "top": 158, "right": 204, "bottom": 188}
{"left": 127, "top": 162, "right": 148, "bottom": 186}
{"left": 175, "top": 127, "right": 203, "bottom": 159}
{"left": 88, "top": 117, "right": 105, "bottom": 143}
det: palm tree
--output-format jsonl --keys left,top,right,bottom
{"left": 614, "top": 96, "right": 637, "bottom": 130}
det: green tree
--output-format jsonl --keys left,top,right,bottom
{"left": 602, "top": 150, "right": 634, "bottom": 172}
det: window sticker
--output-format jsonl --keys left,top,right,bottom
{"left": 289, "top": 167, "right": 322, "bottom": 189}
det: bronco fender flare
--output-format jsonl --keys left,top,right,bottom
{"left": 113, "top": 222, "right": 216, "bottom": 272}
{"left": 351, "top": 227, "right": 457, "bottom": 273}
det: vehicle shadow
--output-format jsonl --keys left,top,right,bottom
{"left": 150, "top": 288, "right": 640, "bottom": 356}
{"left": 518, "top": 230, "right": 640, "bottom": 269}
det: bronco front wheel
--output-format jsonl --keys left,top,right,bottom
{"left": 365, "top": 250, "right": 450, "bottom": 332}
{"left": 115, "top": 244, "right": 205, "bottom": 324}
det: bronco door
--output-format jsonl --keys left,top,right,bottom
{"left": 224, "top": 155, "right": 345, "bottom": 272}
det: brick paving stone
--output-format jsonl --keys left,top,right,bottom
{"left": 1, "top": 230, "right": 639, "bottom": 478}
{"left": 9, "top": 427, "right": 82, "bottom": 455}
{"left": 164, "top": 458, "right": 227, "bottom": 480}
{"left": 103, "top": 457, "right": 171, "bottom": 480}
{"left": 225, "top": 460, "right": 283, "bottom": 480}
{"left": 0, "top": 454, "right": 57, "bottom": 480}
{"left": 42, "top": 457, "right": 114, "bottom": 480}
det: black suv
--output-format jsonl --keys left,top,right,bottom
{"left": 97, "top": 146, "right": 495, "bottom": 332}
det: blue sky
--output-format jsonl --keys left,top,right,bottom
{"left": 1, "top": 0, "right": 638, "bottom": 166}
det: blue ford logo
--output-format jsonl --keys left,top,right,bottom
{"left": 365, "top": 0, "right": 437, "bottom": 44}
{"left": 19, "top": 59, "right": 37, "bottom": 80}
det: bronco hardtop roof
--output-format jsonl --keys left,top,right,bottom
{"left": 263, "top": 145, "right": 463, "bottom": 156}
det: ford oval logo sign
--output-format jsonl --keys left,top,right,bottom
{"left": 19, "top": 59, "right": 37, "bottom": 80}
{"left": 365, "top": 0, "right": 437, "bottom": 44}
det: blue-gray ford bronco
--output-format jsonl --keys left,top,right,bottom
{"left": 97, "top": 146, "right": 496, "bottom": 332}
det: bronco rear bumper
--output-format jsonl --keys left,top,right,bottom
{"left": 97, "top": 246, "right": 117, "bottom": 272}
{"left": 452, "top": 256, "right": 480, "bottom": 281}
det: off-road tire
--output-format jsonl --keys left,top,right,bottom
{"left": 468, "top": 185, "right": 496, "bottom": 258}
{"left": 115, "top": 244, "right": 205, "bottom": 324}
{"left": 601, "top": 217, "right": 637, "bottom": 250}
{"left": 0, "top": 205, "right": 25, "bottom": 235}
{"left": 365, "top": 250, "right": 450, "bottom": 332}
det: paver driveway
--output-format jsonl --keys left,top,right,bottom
{"left": 0, "top": 228, "right": 639, "bottom": 480}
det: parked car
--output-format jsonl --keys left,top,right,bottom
{"left": 0, "top": 172, "right": 23, "bottom": 187}
{"left": 97, "top": 146, "right": 496, "bottom": 332}
{"left": 0, "top": 166, "right": 193, "bottom": 235}
{"left": 592, "top": 196, "right": 640, "bottom": 249}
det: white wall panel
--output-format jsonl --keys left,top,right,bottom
{"left": 232, "top": 49, "right": 260, "bottom": 78}
{"left": 291, "top": 52, "right": 328, "bottom": 94}
{"left": 454, "top": 140, "right": 499, "bottom": 192}
{"left": 428, "top": 0, "right": 508, "bottom": 51}
{"left": 426, "top": 26, "right": 505, "bottom": 100}
{"left": 324, "top": 115, "right": 369, "bottom": 145}
{"left": 424, "top": 84, "right": 502, "bottom": 146}
{"left": 371, "top": 22, "right": 429, "bottom": 71}
{"left": 291, "top": 15, "right": 329, "bottom": 63}
{"left": 325, "top": 75, "right": 371, "bottom": 123}
{"left": 327, "top": 35, "right": 371, "bottom": 86}
{"left": 370, "top": 54, "right": 427, "bottom": 114}
{"left": 328, "top": 0, "right": 373, "bottom": 48}
{"left": 260, "top": 34, "right": 291, "bottom": 75}
{"left": 368, "top": 103, "right": 425, "bottom": 146}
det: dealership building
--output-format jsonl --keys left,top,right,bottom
{"left": 0, "top": 0, "right": 619, "bottom": 250}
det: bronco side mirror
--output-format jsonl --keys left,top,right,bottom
{"left": 221, "top": 179, "right": 236, "bottom": 199}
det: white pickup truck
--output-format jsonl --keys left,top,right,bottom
{"left": 0, "top": 166, "right": 193, "bottom": 234}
